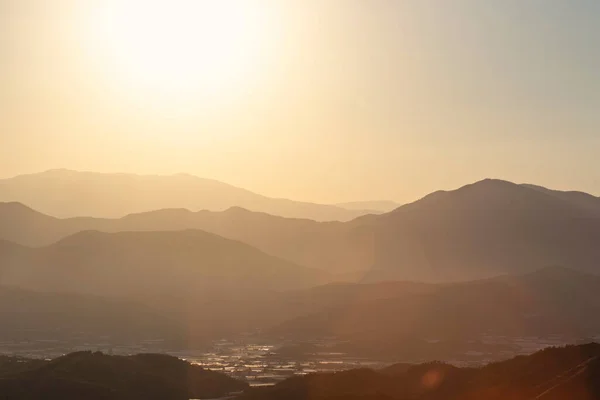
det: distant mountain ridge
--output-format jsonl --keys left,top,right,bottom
{"left": 1, "top": 178, "right": 599, "bottom": 281}
{"left": 0, "top": 169, "right": 377, "bottom": 221}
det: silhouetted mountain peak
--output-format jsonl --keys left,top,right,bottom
{"left": 400, "top": 178, "right": 520, "bottom": 206}
{"left": 393, "top": 178, "right": 592, "bottom": 217}
{"left": 224, "top": 206, "right": 255, "bottom": 215}
{"left": 444, "top": 178, "right": 527, "bottom": 197}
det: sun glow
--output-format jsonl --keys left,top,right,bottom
{"left": 89, "top": 0, "right": 272, "bottom": 101}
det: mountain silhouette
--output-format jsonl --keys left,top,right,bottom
{"left": 1, "top": 178, "right": 599, "bottom": 281}
{"left": 0, "top": 230, "right": 324, "bottom": 298}
{"left": 359, "top": 179, "right": 600, "bottom": 281}
{"left": 0, "top": 203, "right": 362, "bottom": 274}
{"left": 0, "top": 169, "right": 376, "bottom": 221}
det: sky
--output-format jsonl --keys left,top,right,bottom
{"left": 1, "top": 0, "right": 599, "bottom": 204}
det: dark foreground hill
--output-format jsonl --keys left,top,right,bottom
{"left": 2, "top": 179, "right": 600, "bottom": 281}
{"left": 2, "top": 345, "right": 599, "bottom": 400}
{"left": 241, "top": 343, "right": 600, "bottom": 400}
{"left": 0, "top": 351, "right": 247, "bottom": 400}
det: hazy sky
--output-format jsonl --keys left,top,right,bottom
{"left": 2, "top": 0, "right": 599, "bottom": 203}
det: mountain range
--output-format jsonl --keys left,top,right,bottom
{"left": 0, "top": 169, "right": 380, "bottom": 221}
{"left": 1, "top": 178, "right": 599, "bottom": 281}
{"left": 1, "top": 174, "right": 600, "bottom": 355}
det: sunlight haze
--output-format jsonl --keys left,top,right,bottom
{"left": 2, "top": 0, "right": 599, "bottom": 203}
{"left": 2, "top": 2, "right": 600, "bottom": 397}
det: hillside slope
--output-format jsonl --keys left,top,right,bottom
{"left": 0, "top": 351, "right": 247, "bottom": 400}
{"left": 240, "top": 343, "right": 600, "bottom": 400}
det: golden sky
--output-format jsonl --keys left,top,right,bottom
{"left": 1, "top": 0, "right": 599, "bottom": 203}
